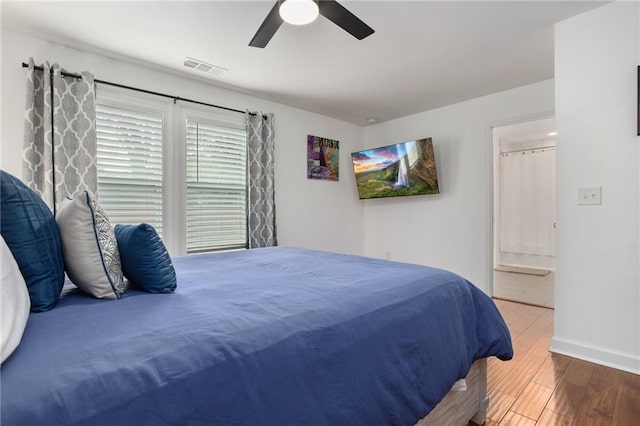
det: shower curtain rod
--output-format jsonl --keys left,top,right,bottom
{"left": 500, "top": 145, "right": 556, "bottom": 155}
{"left": 21, "top": 62, "right": 262, "bottom": 118}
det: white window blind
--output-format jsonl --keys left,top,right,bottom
{"left": 186, "top": 119, "right": 247, "bottom": 253}
{"left": 96, "top": 104, "right": 164, "bottom": 235}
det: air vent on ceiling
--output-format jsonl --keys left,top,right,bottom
{"left": 183, "top": 57, "right": 227, "bottom": 76}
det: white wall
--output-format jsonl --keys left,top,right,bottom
{"left": 0, "top": 31, "right": 365, "bottom": 256}
{"left": 362, "top": 80, "right": 554, "bottom": 293}
{"left": 552, "top": 1, "right": 640, "bottom": 373}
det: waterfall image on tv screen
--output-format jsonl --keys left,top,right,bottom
{"left": 351, "top": 137, "right": 439, "bottom": 200}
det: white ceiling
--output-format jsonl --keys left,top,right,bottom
{"left": 1, "top": 1, "right": 606, "bottom": 125}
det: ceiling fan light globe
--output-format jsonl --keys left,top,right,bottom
{"left": 279, "top": 0, "right": 319, "bottom": 26}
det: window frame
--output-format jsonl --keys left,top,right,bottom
{"left": 175, "top": 103, "right": 248, "bottom": 254}
{"left": 95, "top": 86, "right": 177, "bottom": 253}
{"left": 95, "top": 86, "right": 248, "bottom": 256}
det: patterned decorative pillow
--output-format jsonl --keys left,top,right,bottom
{"left": 1, "top": 236, "right": 31, "bottom": 363}
{"left": 0, "top": 170, "right": 64, "bottom": 312}
{"left": 55, "top": 191, "right": 125, "bottom": 299}
{"left": 114, "top": 223, "right": 177, "bottom": 294}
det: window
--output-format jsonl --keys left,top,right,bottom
{"left": 186, "top": 119, "right": 247, "bottom": 253}
{"left": 96, "top": 103, "right": 164, "bottom": 235}
{"left": 95, "top": 89, "right": 248, "bottom": 255}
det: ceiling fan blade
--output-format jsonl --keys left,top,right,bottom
{"left": 249, "top": 2, "right": 283, "bottom": 48}
{"left": 318, "top": 0, "right": 374, "bottom": 40}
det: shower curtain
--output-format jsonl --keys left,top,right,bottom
{"left": 499, "top": 147, "right": 555, "bottom": 256}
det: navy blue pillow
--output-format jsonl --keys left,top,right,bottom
{"left": 114, "top": 223, "right": 176, "bottom": 293}
{"left": 0, "top": 170, "right": 64, "bottom": 312}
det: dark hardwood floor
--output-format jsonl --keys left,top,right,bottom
{"left": 477, "top": 299, "right": 640, "bottom": 426}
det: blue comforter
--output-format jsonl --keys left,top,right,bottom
{"left": 1, "top": 247, "right": 512, "bottom": 425}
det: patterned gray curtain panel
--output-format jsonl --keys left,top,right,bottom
{"left": 246, "top": 112, "right": 277, "bottom": 248}
{"left": 23, "top": 58, "right": 97, "bottom": 212}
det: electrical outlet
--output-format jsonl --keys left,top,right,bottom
{"left": 577, "top": 187, "right": 602, "bottom": 205}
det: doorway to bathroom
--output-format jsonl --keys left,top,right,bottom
{"left": 492, "top": 117, "right": 555, "bottom": 308}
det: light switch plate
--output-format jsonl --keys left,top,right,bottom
{"left": 578, "top": 187, "right": 602, "bottom": 205}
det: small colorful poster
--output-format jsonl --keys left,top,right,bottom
{"left": 307, "top": 135, "right": 339, "bottom": 181}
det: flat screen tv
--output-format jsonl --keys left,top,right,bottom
{"left": 351, "top": 137, "right": 439, "bottom": 200}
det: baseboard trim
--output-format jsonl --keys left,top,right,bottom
{"left": 550, "top": 337, "right": 640, "bottom": 375}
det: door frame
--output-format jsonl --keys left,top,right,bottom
{"left": 485, "top": 111, "right": 555, "bottom": 298}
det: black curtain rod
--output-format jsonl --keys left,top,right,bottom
{"left": 21, "top": 62, "right": 261, "bottom": 117}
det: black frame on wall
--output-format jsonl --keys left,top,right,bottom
{"left": 637, "top": 66, "right": 640, "bottom": 136}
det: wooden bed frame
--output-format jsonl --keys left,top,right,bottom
{"left": 416, "top": 358, "right": 488, "bottom": 426}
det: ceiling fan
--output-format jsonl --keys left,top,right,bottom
{"left": 249, "top": 0, "right": 375, "bottom": 48}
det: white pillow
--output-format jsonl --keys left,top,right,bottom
{"left": 1, "top": 235, "right": 31, "bottom": 363}
{"left": 55, "top": 191, "right": 125, "bottom": 299}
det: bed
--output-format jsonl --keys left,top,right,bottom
{"left": 1, "top": 246, "right": 513, "bottom": 425}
